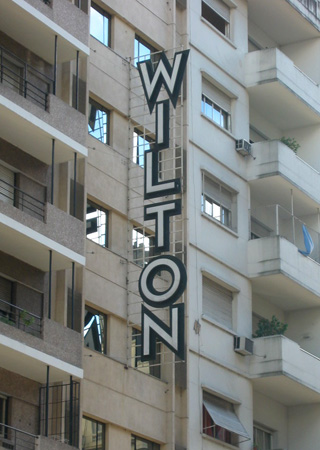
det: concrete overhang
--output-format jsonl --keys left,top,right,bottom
{"left": 245, "top": 48, "right": 320, "bottom": 130}
{"left": 0, "top": 95, "right": 87, "bottom": 164}
{"left": 0, "top": 334, "right": 83, "bottom": 383}
{"left": 0, "top": 212, "right": 85, "bottom": 271}
{"left": 248, "top": 140, "right": 320, "bottom": 217}
{"left": 248, "top": 236, "right": 320, "bottom": 311}
{"left": 250, "top": 335, "right": 320, "bottom": 406}
{"left": 0, "top": 0, "right": 89, "bottom": 64}
{"left": 248, "top": 0, "right": 320, "bottom": 46}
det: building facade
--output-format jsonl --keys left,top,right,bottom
{"left": 1, "top": 1, "right": 320, "bottom": 450}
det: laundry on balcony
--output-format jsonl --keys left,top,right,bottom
{"left": 298, "top": 224, "right": 314, "bottom": 256}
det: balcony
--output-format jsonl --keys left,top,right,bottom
{"left": 248, "top": 0, "right": 320, "bottom": 48}
{"left": 245, "top": 48, "right": 320, "bottom": 130}
{"left": 0, "top": 424, "right": 36, "bottom": 450}
{"left": 249, "top": 335, "right": 320, "bottom": 405}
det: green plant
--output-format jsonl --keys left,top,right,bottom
{"left": 0, "top": 315, "right": 15, "bottom": 326}
{"left": 253, "top": 315, "right": 288, "bottom": 338}
{"left": 280, "top": 136, "right": 300, "bottom": 154}
{"left": 20, "top": 310, "right": 35, "bottom": 328}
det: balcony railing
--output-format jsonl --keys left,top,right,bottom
{"left": 0, "top": 178, "right": 45, "bottom": 221}
{"left": 250, "top": 204, "right": 320, "bottom": 263}
{"left": 0, "top": 423, "right": 36, "bottom": 450}
{"left": 298, "top": 0, "right": 319, "bottom": 16}
{"left": 0, "top": 298, "right": 41, "bottom": 337}
{"left": 0, "top": 46, "right": 53, "bottom": 111}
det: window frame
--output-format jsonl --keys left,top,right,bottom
{"left": 86, "top": 199, "right": 109, "bottom": 248}
{"left": 133, "top": 128, "right": 153, "bottom": 167}
{"left": 201, "top": 173, "right": 237, "bottom": 232}
{"left": 132, "top": 226, "right": 155, "bottom": 267}
{"left": 202, "top": 93, "right": 231, "bottom": 131}
{"left": 90, "top": 2, "right": 111, "bottom": 47}
{"left": 131, "top": 327, "right": 161, "bottom": 379}
{"left": 131, "top": 434, "right": 160, "bottom": 450}
{"left": 84, "top": 305, "right": 107, "bottom": 355}
{"left": 88, "top": 98, "right": 110, "bottom": 145}
{"left": 134, "top": 35, "right": 159, "bottom": 67}
{"left": 253, "top": 424, "right": 273, "bottom": 450}
{"left": 201, "top": 0, "right": 230, "bottom": 38}
{"left": 82, "top": 416, "right": 105, "bottom": 450}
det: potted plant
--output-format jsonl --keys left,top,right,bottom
{"left": 280, "top": 136, "right": 300, "bottom": 154}
{"left": 253, "top": 315, "right": 288, "bottom": 338}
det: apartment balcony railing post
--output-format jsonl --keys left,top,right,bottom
{"left": 71, "top": 261, "right": 75, "bottom": 330}
{"left": 53, "top": 35, "right": 57, "bottom": 96}
{"left": 0, "top": 47, "right": 3, "bottom": 83}
{"left": 69, "top": 376, "right": 73, "bottom": 446}
{"left": 51, "top": 139, "right": 55, "bottom": 205}
{"left": 45, "top": 366, "right": 50, "bottom": 437}
{"left": 48, "top": 250, "right": 52, "bottom": 320}
{"left": 24, "top": 62, "right": 27, "bottom": 99}
{"left": 276, "top": 204, "right": 279, "bottom": 235}
{"left": 75, "top": 50, "right": 79, "bottom": 111}
{"left": 73, "top": 152, "right": 77, "bottom": 217}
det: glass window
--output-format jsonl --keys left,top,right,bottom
{"left": 253, "top": 425, "right": 272, "bottom": 450}
{"left": 0, "top": 395, "right": 7, "bottom": 438}
{"left": 82, "top": 417, "right": 105, "bottom": 450}
{"left": 131, "top": 328, "right": 161, "bottom": 379}
{"left": 134, "top": 36, "right": 159, "bottom": 67}
{"left": 90, "top": 2, "right": 110, "bottom": 46}
{"left": 133, "top": 129, "right": 152, "bottom": 167}
{"left": 201, "top": 94, "right": 230, "bottom": 130}
{"left": 84, "top": 306, "right": 107, "bottom": 354}
{"left": 132, "top": 227, "right": 155, "bottom": 267}
{"left": 86, "top": 200, "right": 108, "bottom": 248}
{"left": 88, "top": 98, "right": 109, "bottom": 144}
{"left": 201, "top": 174, "right": 236, "bottom": 230}
{"left": 201, "top": 0, "right": 230, "bottom": 37}
{"left": 131, "top": 435, "right": 160, "bottom": 450}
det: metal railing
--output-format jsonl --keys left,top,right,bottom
{"left": 0, "top": 46, "right": 53, "bottom": 111}
{"left": 0, "top": 298, "right": 41, "bottom": 337}
{"left": 0, "top": 178, "right": 45, "bottom": 221}
{"left": 0, "top": 423, "right": 36, "bottom": 450}
{"left": 298, "top": 0, "right": 319, "bottom": 16}
{"left": 250, "top": 204, "right": 320, "bottom": 263}
{"left": 39, "top": 381, "right": 80, "bottom": 447}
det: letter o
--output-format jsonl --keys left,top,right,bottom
{"left": 138, "top": 255, "right": 187, "bottom": 308}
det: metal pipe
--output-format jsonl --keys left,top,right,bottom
{"left": 75, "top": 50, "right": 79, "bottom": 110}
{"left": 69, "top": 376, "right": 73, "bottom": 445}
{"left": 71, "top": 262, "right": 75, "bottom": 330}
{"left": 51, "top": 139, "right": 55, "bottom": 205}
{"left": 73, "top": 153, "right": 77, "bottom": 217}
{"left": 53, "top": 35, "right": 57, "bottom": 95}
{"left": 48, "top": 250, "right": 52, "bottom": 319}
{"left": 45, "top": 366, "right": 50, "bottom": 437}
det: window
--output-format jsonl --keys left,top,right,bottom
{"left": 0, "top": 395, "right": 7, "bottom": 438}
{"left": 82, "top": 417, "right": 105, "bottom": 450}
{"left": 134, "top": 36, "right": 159, "bottom": 66}
{"left": 86, "top": 200, "right": 108, "bottom": 247}
{"left": 0, "top": 276, "right": 13, "bottom": 322}
{"left": 202, "top": 391, "right": 249, "bottom": 445}
{"left": 84, "top": 306, "right": 107, "bottom": 354}
{"left": 90, "top": 2, "right": 110, "bottom": 47}
{"left": 0, "top": 163, "right": 14, "bottom": 206}
{"left": 131, "top": 328, "right": 161, "bottom": 379}
{"left": 202, "top": 78, "right": 231, "bottom": 131}
{"left": 202, "top": 0, "right": 230, "bottom": 37}
{"left": 202, "top": 276, "right": 233, "bottom": 329}
{"left": 133, "top": 128, "right": 152, "bottom": 167}
{"left": 131, "top": 435, "right": 160, "bottom": 450}
{"left": 253, "top": 425, "right": 272, "bottom": 450}
{"left": 132, "top": 227, "right": 155, "bottom": 267}
{"left": 202, "top": 173, "right": 236, "bottom": 231}
{"left": 88, "top": 98, "right": 110, "bottom": 144}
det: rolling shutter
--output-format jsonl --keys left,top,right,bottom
{"left": 203, "top": 175, "right": 232, "bottom": 210}
{"left": 203, "top": 0, "right": 230, "bottom": 21}
{"left": 203, "top": 277, "right": 232, "bottom": 329}
{"left": 202, "top": 78, "right": 231, "bottom": 114}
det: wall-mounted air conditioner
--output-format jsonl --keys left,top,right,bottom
{"left": 235, "top": 139, "right": 252, "bottom": 157}
{"left": 234, "top": 336, "right": 254, "bottom": 355}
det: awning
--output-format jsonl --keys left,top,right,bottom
{"left": 203, "top": 398, "right": 250, "bottom": 440}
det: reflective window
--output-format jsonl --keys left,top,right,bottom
{"left": 133, "top": 129, "right": 151, "bottom": 167}
{"left": 86, "top": 200, "right": 108, "bottom": 248}
{"left": 82, "top": 417, "right": 105, "bottom": 450}
{"left": 134, "top": 36, "right": 159, "bottom": 67}
{"left": 84, "top": 306, "right": 107, "bottom": 354}
{"left": 88, "top": 98, "right": 109, "bottom": 144}
{"left": 90, "top": 3, "right": 110, "bottom": 47}
{"left": 132, "top": 227, "right": 154, "bottom": 267}
{"left": 0, "top": 395, "right": 7, "bottom": 438}
{"left": 131, "top": 328, "right": 161, "bottom": 379}
{"left": 253, "top": 425, "right": 272, "bottom": 450}
{"left": 201, "top": 0, "right": 230, "bottom": 37}
{"left": 131, "top": 435, "right": 160, "bottom": 450}
{"left": 202, "top": 94, "right": 229, "bottom": 130}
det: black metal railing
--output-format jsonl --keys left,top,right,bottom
{"left": 0, "top": 46, "right": 53, "bottom": 111}
{"left": 0, "top": 298, "right": 42, "bottom": 337}
{"left": 298, "top": 0, "right": 318, "bottom": 16}
{"left": 0, "top": 178, "right": 45, "bottom": 221}
{"left": 39, "top": 381, "right": 80, "bottom": 447}
{"left": 0, "top": 423, "right": 37, "bottom": 450}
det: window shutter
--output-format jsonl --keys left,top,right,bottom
{"left": 0, "top": 164, "right": 14, "bottom": 205}
{"left": 203, "top": 277, "right": 232, "bottom": 329}
{"left": 202, "top": 78, "right": 231, "bottom": 113}
{"left": 203, "top": 0, "right": 230, "bottom": 22}
{"left": 203, "top": 175, "right": 232, "bottom": 209}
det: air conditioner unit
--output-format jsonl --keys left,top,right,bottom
{"left": 235, "top": 139, "right": 252, "bottom": 157}
{"left": 234, "top": 336, "right": 254, "bottom": 355}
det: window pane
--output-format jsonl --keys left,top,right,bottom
{"left": 90, "top": 4, "right": 109, "bottom": 46}
{"left": 88, "top": 100, "right": 109, "bottom": 144}
{"left": 134, "top": 36, "right": 159, "bottom": 67}
{"left": 132, "top": 228, "right": 154, "bottom": 266}
{"left": 84, "top": 306, "right": 107, "bottom": 354}
{"left": 131, "top": 328, "right": 161, "bottom": 378}
{"left": 131, "top": 435, "right": 160, "bottom": 450}
{"left": 133, "top": 130, "right": 151, "bottom": 167}
{"left": 82, "top": 417, "right": 105, "bottom": 450}
{"left": 86, "top": 201, "right": 108, "bottom": 247}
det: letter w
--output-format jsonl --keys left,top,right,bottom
{"left": 137, "top": 50, "right": 189, "bottom": 113}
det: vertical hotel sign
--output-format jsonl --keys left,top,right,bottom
{"left": 137, "top": 50, "right": 189, "bottom": 361}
